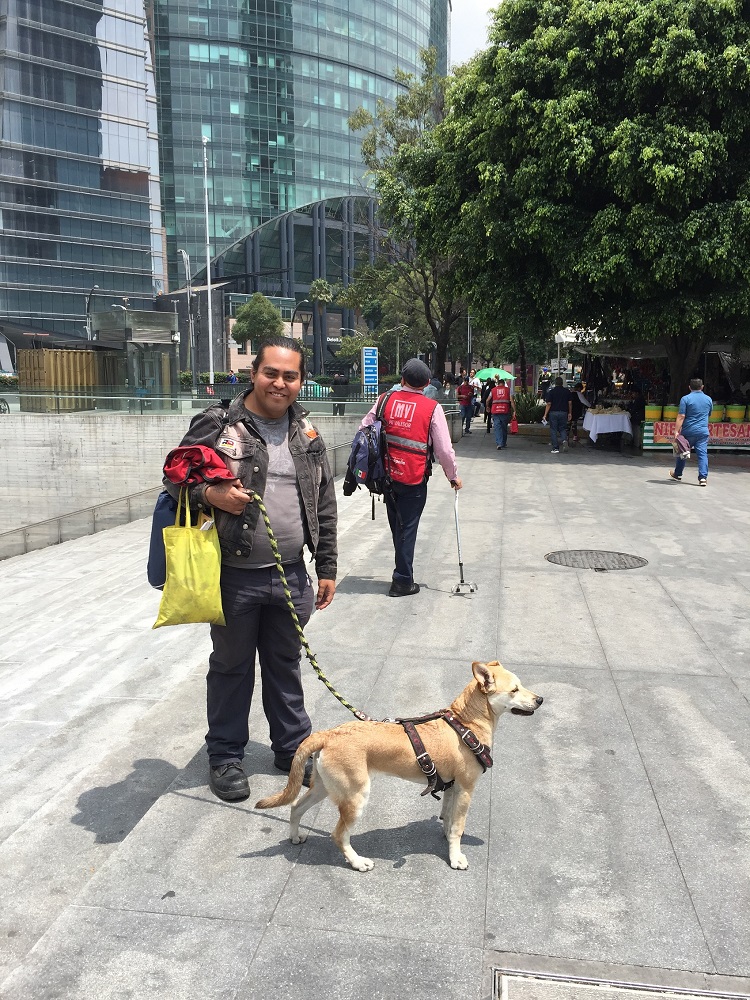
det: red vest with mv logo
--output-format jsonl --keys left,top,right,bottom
{"left": 490, "top": 385, "right": 511, "bottom": 415}
{"left": 381, "top": 391, "right": 438, "bottom": 485}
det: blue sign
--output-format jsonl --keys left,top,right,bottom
{"left": 362, "top": 346, "right": 379, "bottom": 386}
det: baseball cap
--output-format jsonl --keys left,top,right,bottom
{"left": 402, "top": 358, "right": 431, "bottom": 387}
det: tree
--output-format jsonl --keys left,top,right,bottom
{"left": 231, "top": 292, "right": 283, "bottom": 347}
{"left": 309, "top": 278, "right": 338, "bottom": 375}
{"left": 399, "top": 0, "right": 750, "bottom": 401}
{"left": 349, "top": 49, "right": 467, "bottom": 377}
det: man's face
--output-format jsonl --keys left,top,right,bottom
{"left": 246, "top": 346, "right": 302, "bottom": 420}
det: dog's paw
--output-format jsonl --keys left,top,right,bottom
{"left": 291, "top": 831, "right": 308, "bottom": 844}
{"left": 350, "top": 856, "right": 375, "bottom": 872}
{"left": 450, "top": 853, "right": 469, "bottom": 870}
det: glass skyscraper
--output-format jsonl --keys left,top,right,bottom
{"left": 0, "top": 0, "right": 165, "bottom": 338}
{"left": 153, "top": 0, "right": 450, "bottom": 290}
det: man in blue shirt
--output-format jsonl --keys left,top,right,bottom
{"left": 669, "top": 378, "right": 713, "bottom": 486}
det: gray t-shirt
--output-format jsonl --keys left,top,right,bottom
{"left": 223, "top": 412, "right": 306, "bottom": 569}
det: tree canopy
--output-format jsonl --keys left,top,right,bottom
{"left": 349, "top": 49, "right": 467, "bottom": 376}
{"left": 231, "top": 292, "right": 283, "bottom": 346}
{"left": 401, "top": 0, "right": 750, "bottom": 400}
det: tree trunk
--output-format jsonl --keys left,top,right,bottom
{"left": 519, "top": 336, "right": 527, "bottom": 390}
{"left": 664, "top": 334, "right": 707, "bottom": 404}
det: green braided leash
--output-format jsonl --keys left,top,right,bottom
{"left": 250, "top": 491, "right": 372, "bottom": 722}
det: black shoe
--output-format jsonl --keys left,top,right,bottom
{"left": 388, "top": 580, "right": 420, "bottom": 597}
{"left": 274, "top": 752, "right": 313, "bottom": 788}
{"left": 209, "top": 761, "right": 250, "bottom": 801}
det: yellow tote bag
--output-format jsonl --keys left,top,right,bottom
{"left": 153, "top": 489, "right": 226, "bottom": 629}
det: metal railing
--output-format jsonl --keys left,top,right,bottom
{"left": 4, "top": 385, "right": 459, "bottom": 415}
{"left": 0, "top": 404, "right": 462, "bottom": 562}
{"left": 0, "top": 445, "right": 352, "bottom": 562}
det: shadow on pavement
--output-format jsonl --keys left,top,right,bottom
{"left": 71, "top": 757, "right": 182, "bottom": 844}
{"left": 239, "top": 813, "right": 484, "bottom": 868}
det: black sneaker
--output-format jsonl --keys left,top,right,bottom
{"left": 209, "top": 761, "right": 250, "bottom": 801}
{"left": 274, "top": 753, "right": 313, "bottom": 788}
{"left": 388, "top": 580, "right": 420, "bottom": 597}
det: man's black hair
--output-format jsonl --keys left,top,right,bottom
{"left": 252, "top": 336, "right": 306, "bottom": 379}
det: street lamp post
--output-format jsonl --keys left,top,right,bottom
{"left": 466, "top": 313, "right": 473, "bottom": 373}
{"left": 290, "top": 300, "right": 313, "bottom": 362}
{"left": 383, "top": 323, "right": 407, "bottom": 373}
{"left": 85, "top": 284, "right": 99, "bottom": 340}
{"left": 202, "top": 136, "right": 215, "bottom": 386}
{"left": 178, "top": 248, "right": 197, "bottom": 394}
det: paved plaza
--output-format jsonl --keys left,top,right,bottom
{"left": 1, "top": 432, "right": 750, "bottom": 999}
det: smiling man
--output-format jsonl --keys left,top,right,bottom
{"left": 163, "top": 336, "right": 337, "bottom": 801}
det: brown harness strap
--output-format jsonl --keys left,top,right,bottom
{"left": 399, "top": 720, "right": 455, "bottom": 800}
{"left": 397, "top": 709, "right": 493, "bottom": 799}
{"left": 441, "top": 711, "right": 494, "bottom": 772}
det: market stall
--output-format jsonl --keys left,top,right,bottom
{"left": 583, "top": 407, "right": 633, "bottom": 443}
{"left": 643, "top": 405, "right": 750, "bottom": 451}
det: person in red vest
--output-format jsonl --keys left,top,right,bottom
{"left": 357, "top": 358, "right": 463, "bottom": 596}
{"left": 456, "top": 376, "right": 475, "bottom": 434}
{"left": 490, "top": 377, "right": 517, "bottom": 450}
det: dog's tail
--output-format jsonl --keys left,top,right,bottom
{"left": 255, "top": 732, "right": 327, "bottom": 809}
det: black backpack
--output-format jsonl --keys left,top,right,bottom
{"left": 342, "top": 390, "right": 395, "bottom": 499}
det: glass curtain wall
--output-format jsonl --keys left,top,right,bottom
{"left": 153, "top": 0, "right": 449, "bottom": 291}
{"left": 0, "top": 0, "right": 165, "bottom": 338}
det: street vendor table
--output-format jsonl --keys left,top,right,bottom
{"left": 583, "top": 410, "right": 632, "bottom": 443}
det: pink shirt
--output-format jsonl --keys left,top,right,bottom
{"left": 359, "top": 387, "right": 459, "bottom": 482}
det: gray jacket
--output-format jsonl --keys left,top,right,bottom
{"left": 164, "top": 390, "right": 337, "bottom": 580}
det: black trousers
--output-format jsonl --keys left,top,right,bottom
{"left": 206, "top": 562, "right": 314, "bottom": 765}
{"left": 385, "top": 481, "right": 428, "bottom": 585}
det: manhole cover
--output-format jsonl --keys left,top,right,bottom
{"left": 545, "top": 549, "right": 648, "bottom": 571}
{"left": 493, "top": 971, "right": 750, "bottom": 1000}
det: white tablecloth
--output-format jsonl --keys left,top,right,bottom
{"left": 583, "top": 411, "right": 633, "bottom": 443}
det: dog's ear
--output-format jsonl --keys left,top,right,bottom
{"left": 472, "top": 661, "right": 497, "bottom": 693}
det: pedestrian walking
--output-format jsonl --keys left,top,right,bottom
{"left": 456, "top": 376, "right": 475, "bottom": 434}
{"left": 543, "top": 377, "right": 573, "bottom": 453}
{"left": 480, "top": 378, "right": 494, "bottom": 433}
{"left": 356, "top": 358, "right": 462, "bottom": 596}
{"left": 490, "top": 378, "right": 517, "bottom": 450}
{"left": 669, "top": 378, "right": 712, "bottom": 486}
{"left": 227, "top": 369, "right": 238, "bottom": 385}
{"left": 162, "top": 336, "right": 337, "bottom": 802}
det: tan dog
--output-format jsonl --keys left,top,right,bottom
{"left": 255, "top": 661, "right": 542, "bottom": 871}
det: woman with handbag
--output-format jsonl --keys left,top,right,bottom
{"left": 161, "top": 336, "right": 338, "bottom": 802}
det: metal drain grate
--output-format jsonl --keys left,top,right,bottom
{"left": 494, "top": 971, "right": 750, "bottom": 1000}
{"left": 545, "top": 549, "right": 648, "bottom": 571}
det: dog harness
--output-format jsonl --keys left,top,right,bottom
{"left": 395, "top": 710, "right": 493, "bottom": 800}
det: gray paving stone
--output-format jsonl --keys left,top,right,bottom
{"left": 484, "top": 665, "right": 714, "bottom": 972}
{"left": 0, "top": 905, "right": 264, "bottom": 1000}
{"left": 578, "top": 575, "right": 724, "bottom": 674}
{"left": 240, "top": 925, "right": 484, "bottom": 1000}
{"left": 3, "top": 433, "right": 750, "bottom": 997}
{"left": 615, "top": 672, "right": 750, "bottom": 976}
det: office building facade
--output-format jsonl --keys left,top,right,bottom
{"left": 153, "top": 0, "right": 451, "bottom": 291}
{"left": 0, "top": 0, "right": 165, "bottom": 339}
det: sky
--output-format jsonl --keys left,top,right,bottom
{"left": 450, "top": 0, "right": 497, "bottom": 67}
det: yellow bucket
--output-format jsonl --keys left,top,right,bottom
{"left": 725, "top": 403, "right": 747, "bottom": 423}
{"left": 709, "top": 403, "right": 725, "bottom": 423}
{"left": 662, "top": 404, "right": 678, "bottom": 421}
{"left": 645, "top": 404, "right": 662, "bottom": 420}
